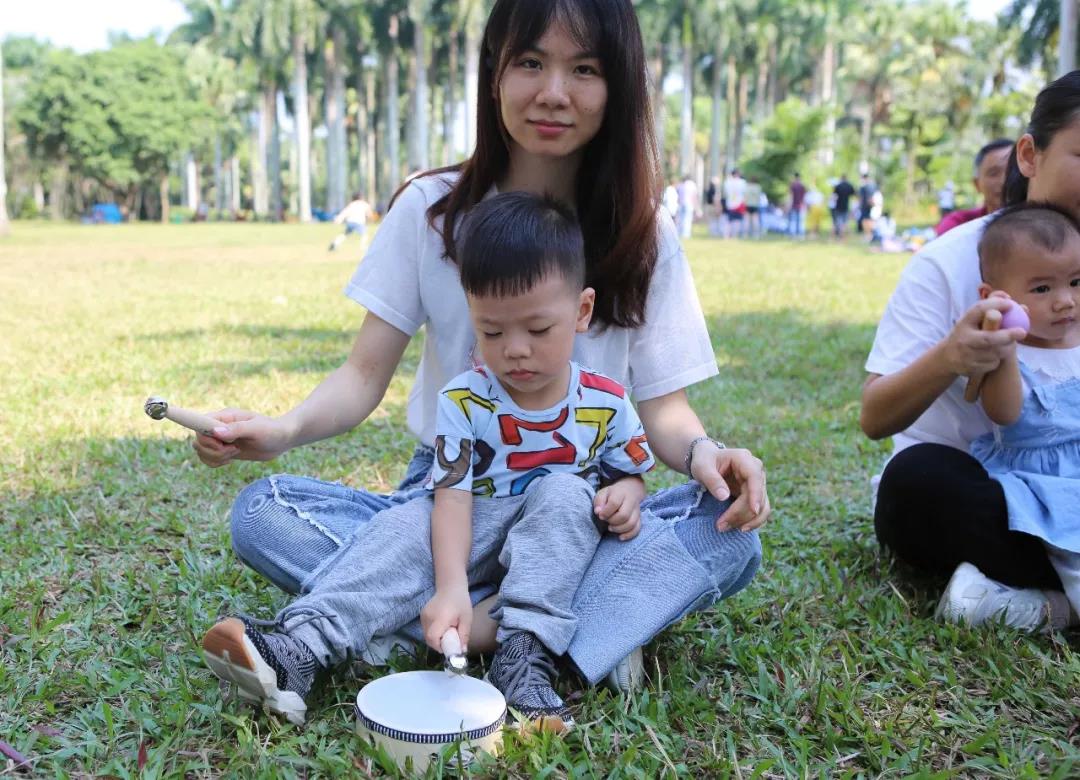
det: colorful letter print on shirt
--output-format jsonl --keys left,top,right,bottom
{"left": 427, "top": 362, "right": 655, "bottom": 497}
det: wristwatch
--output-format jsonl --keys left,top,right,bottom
{"left": 685, "top": 436, "right": 726, "bottom": 475}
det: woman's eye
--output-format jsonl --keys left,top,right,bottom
{"left": 529, "top": 327, "right": 552, "bottom": 336}
{"left": 575, "top": 64, "right": 600, "bottom": 76}
{"left": 517, "top": 57, "right": 541, "bottom": 69}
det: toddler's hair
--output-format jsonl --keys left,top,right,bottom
{"left": 978, "top": 201, "right": 1080, "bottom": 283}
{"left": 457, "top": 192, "right": 586, "bottom": 298}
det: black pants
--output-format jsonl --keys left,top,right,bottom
{"left": 874, "top": 443, "right": 1061, "bottom": 590}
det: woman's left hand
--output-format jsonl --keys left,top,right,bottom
{"left": 690, "top": 442, "right": 770, "bottom": 532}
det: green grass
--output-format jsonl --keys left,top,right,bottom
{"left": 2, "top": 221, "right": 1078, "bottom": 778}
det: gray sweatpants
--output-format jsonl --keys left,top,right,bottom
{"left": 279, "top": 473, "right": 600, "bottom": 667}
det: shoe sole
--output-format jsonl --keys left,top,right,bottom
{"left": 202, "top": 618, "right": 307, "bottom": 726}
{"left": 481, "top": 673, "right": 574, "bottom": 734}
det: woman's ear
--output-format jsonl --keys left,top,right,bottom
{"left": 576, "top": 287, "right": 596, "bottom": 332}
{"left": 1015, "top": 133, "right": 1038, "bottom": 179}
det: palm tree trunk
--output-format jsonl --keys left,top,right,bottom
{"left": 463, "top": 0, "right": 480, "bottom": 154}
{"left": 726, "top": 54, "right": 736, "bottom": 167}
{"left": 230, "top": 156, "right": 241, "bottom": 213}
{"left": 254, "top": 83, "right": 272, "bottom": 217}
{"left": 709, "top": 39, "right": 723, "bottom": 180}
{"left": 293, "top": 32, "right": 313, "bottom": 222}
{"left": 365, "top": 64, "right": 377, "bottom": 203}
{"left": 326, "top": 27, "right": 348, "bottom": 214}
{"left": 384, "top": 15, "right": 401, "bottom": 200}
{"left": 0, "top": 42, "right": 9, "bottom": 236}
{"left": 820, "top": 21, "right": 836, "bottom": 166}
{"left": 160, "top": 172, "right": 170, "bottom": 224}
{"left": 652, "top": 44, "right": 667, "bottom": 162}
{"left": 1061, "top": 0, "right": 1078, "bottom": 76}
{"left": 444, "top": 30, "right": 458, "bottom": 165}
{"left": 213, "top": 136, "right": 224, "bottom": 215}
{"left": 679, "top": 8, "right": 693, "bottom": 177}
{"left": 408, "top": 1, "right": 430, "bottom": 172}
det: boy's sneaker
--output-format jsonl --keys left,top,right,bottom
{"left": 604, "top": 646, "right": 644, "bottom": 695}
{"left": 486, "top": 632, "right": 573, "bottom": 733}
{"left": 202, "top": 617, "right": 317, "bottom": 725}
{"left": 934, "top": 562, "right": 1050, "bottom": 632}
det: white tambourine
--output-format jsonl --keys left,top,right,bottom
{"left": 354, "top": 671, "right": 506, "bottom": 772}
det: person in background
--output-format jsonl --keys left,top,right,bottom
{"left": 663, "top": 176, "right": 680, "bottom": 220}
{"left": 804, "top": 184, "right": 826, "bottom": 238}
{"left": 678, "top": 172, "right": 699, "bottom": 239}
{"left": 938, "top": 180, "right": 956, "bottom": 219}
{"left": 723, "top": 169, "right": 747, "bottom": 238}
{"left": 744, "top": 176, "right": 763, "bottom": 238}
{"left": 935, "top": 139, "right": 1014, "bottom": 237}
{"left": 857, "top": 174, "right": 877, "bottom": 235}
{"left": 705, "top": 176, "right": 722, "bottom": 236}
{"left": 329, "top": 192, "right": 373, "bottom": 252}
{"left": 788, "top": 172, "right": 807, "bottom": 238}
{"left": 832, "top": 174, "right": 856, "bottom": 239}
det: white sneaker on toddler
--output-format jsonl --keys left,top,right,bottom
{"left": 934, "top": 562, "right": 1050, "bottom": 632}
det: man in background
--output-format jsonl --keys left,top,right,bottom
{"left": 934, "top": 139, "right": 1013, "bottom": 236}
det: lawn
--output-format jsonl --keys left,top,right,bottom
{"left": 2, "top": 221, "right": 1078, "bottom": 778}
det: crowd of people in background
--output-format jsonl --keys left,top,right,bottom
{"left": 661, "top": 140, "right": 1012, "bottom": 255}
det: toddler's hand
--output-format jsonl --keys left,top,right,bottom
{"left": 421, "top": 586, "right": 473, "bottom": 653}
{"left": 594, "top": 477, "right": 646, "bottom": 541}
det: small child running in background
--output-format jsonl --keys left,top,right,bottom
{"left": 202, "top": 192, "right": 655, "bottom": 731}
{"left": 937, "top": 202, "right": 1080, "bottom": 631}
{"left": 328, "top": 192, "right": 373, "bottom": 252}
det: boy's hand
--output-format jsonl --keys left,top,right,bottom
{"left": 594, "top": 476, "right": 647, "bottom": 540}
{"left": 421, "top": 585, "right": 473, "bottom": 653}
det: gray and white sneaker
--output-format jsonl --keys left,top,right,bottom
{"left": 202, "top": 617, "right": 318, "bottom": 725}
{"left": 604, "top": 646, "right": 644, "bottom": 694}
{"left": 935, "top": 562, "right": 1050, "bottom": 632}
{"left": 486, "top": 632, "right": 573, "bottom": 732}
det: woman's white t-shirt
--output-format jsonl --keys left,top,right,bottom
{"left": 345, "top": 173, "right": 719, "bottom": 446}
{"left": 865, "top": 214, "right": 995, "bottom": 457}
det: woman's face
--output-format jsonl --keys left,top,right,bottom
{"left": 497, "top": 22, "right": 608, "bottom": 166}
{"left": 1021, "top": 118, "right": 1080, "bottom": 221}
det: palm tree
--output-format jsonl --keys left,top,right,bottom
{"left": 288, "top": 0, "right": 320, "bottom": 222}
{"left": 1, "top": 39, "right": 10, "bottom": 236}
{"left": 1062, "top": 0, "right": 1078, "bottom": 74}
{"left": 1004, "top": 0, "right": 1080, "bottom": 76}
{"left": 407, "top": 0, "right": 431, "bottom": 172}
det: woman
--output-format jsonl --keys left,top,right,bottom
{"left": 195, "top": 0, "right": 769, "bottom": 726}
{"left": 861, "top": 70, "right": 1080, "bottom": 631}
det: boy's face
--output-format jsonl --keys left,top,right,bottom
{"left": 982, "top": 233, "right": 1080, "bottom": 347}
{"left": 467, "top": 273, "right": 594, "bottom": 408}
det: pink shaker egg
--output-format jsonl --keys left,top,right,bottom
{"left": 1000, "top": 303, "right": 1030, "bottom": 332}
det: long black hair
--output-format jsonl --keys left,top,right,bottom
{"left": 1003, "top": 70, "right": 1080, "bottom": 206}
{"left": 413, "top": 0, "right": 661, "bottom": 329}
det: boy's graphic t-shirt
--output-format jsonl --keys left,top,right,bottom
{"left": 426, "top": 362, "right": 655, "bottom": 497}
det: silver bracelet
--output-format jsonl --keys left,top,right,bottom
{"left": 685, "top": 436, "right": 726, "bottom": 475}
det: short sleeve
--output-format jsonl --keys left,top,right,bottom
{"left": 598, "top": 395, "right": 655, "bottom": 481}
{"left": 865, "top": 253, "right": 953, "bottom": 377}
{"left": 343, "top": 181, "right": 430, "bottom": 336}
{"left": 427, "top": 379, "right": 481, "bottom": 493}
{"left": 627, "top": 212, "right": 719, "bottom": 400}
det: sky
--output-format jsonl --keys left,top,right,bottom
{"left": 1, "top": 0, "right": 1013, "bottom": 53}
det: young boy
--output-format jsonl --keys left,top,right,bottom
{"left": 201, "top": 192, "right": 655, "bottom": 730}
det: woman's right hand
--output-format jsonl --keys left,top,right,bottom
{"left": 192, "top": 409, "right": 295, "bottom": 467}
{"left": 942, "top": 297, "right": 1026, "bottom": 377}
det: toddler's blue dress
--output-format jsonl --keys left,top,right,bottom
{"left": 971, "top": 363, "right": 1080, "bottom": 553}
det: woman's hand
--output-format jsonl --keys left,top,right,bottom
{"left": 943, "top": 297, "right": 1027, "bottom": 377}
{"left": 690, "top": 442, "right": 770, "bottom": 532}
{"left": 192, "top": 409, "right": 295, "bottom": 467}
{"left": 594, "top": 476, "right": 647, "bottom": 540}
{"left": 421, "top": 585, "right": 474, "bottom": 653}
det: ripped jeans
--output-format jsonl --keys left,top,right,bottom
{"left": 230, "top": 446, "right": 762, "bottom": 684}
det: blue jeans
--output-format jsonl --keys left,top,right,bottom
{"left": 230, "top": 446, "right": 762, "bottom": 683}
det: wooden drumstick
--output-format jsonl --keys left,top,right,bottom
{"left": 144, "top": 396, "right": 223, "bottom": 437}
{"left": 963, "top": 308, "right": 1003, "bottom": 403}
